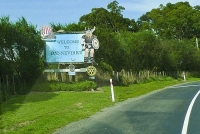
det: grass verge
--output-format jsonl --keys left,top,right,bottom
{"left": 1, "top": 77, "right": 199, "bottom": 134}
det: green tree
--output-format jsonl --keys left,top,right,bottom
{"left": 0, "top": 16, "right": 45, "bottom": 93}
{"left": 14, "top": 17, "right": 45, "bottom": 86}
{"left": 79, "top": 1, "right": 137, "bottom": 32}
{"left": 0, "top": 16, "right": 16, "bottom": 75}
{"left": 79, "top": 7, "right": 112, "bottom": 31}
{"left": 107, "top": 0, "right": 125, "bottom": 32}
{"left": 159, "top": 39, "right": 199, "bottom": 72}
{"left": 128, "top": 31, "right": 162, "bottom": 71}
{"left": 138, "top": 2, "right": 200, "bottom": 39}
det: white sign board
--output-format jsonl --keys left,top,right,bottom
{"left": 68, "top": 72, "right": 76, "bottom": 75}
{"left": 45, "top": 34, "right": 85, "bottom": 63}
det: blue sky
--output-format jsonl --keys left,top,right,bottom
{"left": 0, "top": 0, "right": 199, "bottom": 29}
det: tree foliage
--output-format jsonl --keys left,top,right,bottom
{"left": 0, "top": 16, "right": 44, "bottom": 88}
{"left": 79, "top": 1, "right": 137, "bottom": 32}
{"left": 138, "top": 2, "right": 200, "bottom": 39}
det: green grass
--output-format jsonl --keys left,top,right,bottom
{"left": 1, "top": 91, "right": 114, "bottom": 134}
{"left": 1, "top": 78, "right": 199, "bottom": 134}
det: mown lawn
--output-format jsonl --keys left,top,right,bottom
{"left": 1, "top": 78, "right": 199, "bottom": 134}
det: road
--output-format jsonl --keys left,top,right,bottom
{"left": 54, "top": 81, "right": 200, "bottom": 134}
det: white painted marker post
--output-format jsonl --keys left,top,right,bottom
{"left": 183, "top": 71, "right": 186, "bottom": 81}
{"left": 110, "top": 79, "right": 115, "bottom": 102}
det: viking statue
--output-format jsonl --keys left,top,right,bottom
{"left": 81, "top": 26, "right": 99, "bottom": 64}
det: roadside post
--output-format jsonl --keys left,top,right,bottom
{"left": 110, "top": 79, "right": 115, "bottom": 102}
{"left": 183, "top": 71, "right": 186, "bottom": 81}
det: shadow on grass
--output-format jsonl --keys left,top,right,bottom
{"left": 1, "top": 92, "right": 58, "bottom": 115}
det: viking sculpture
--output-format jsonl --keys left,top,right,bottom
{"left": 81, "top": 26, "right": 99, "bottom": 64}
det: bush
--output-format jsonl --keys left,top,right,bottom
{"left": 118, "top": 72, "right": 130, "bottom": 86}
{"left": 31, "top": 81, "right": 97, "bottom": 92}
{"left": 144, "top": 76, "right": 174, "bottom": 83}
{"left": 99, "top": 61, "right": 113, "bottom": 73}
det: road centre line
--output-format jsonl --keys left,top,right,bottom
{"left": 181, "top": 90, "right": 200, "bottom": 134}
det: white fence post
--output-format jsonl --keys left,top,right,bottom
{"left": 117, "top": 72, "right": 119, "bottom": 82}
{"left": 110, "top": 79, "right": 115, "bottom": 102}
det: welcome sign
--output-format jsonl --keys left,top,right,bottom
{"left": 45, "top": 34, "right": 85, "bottom": 63}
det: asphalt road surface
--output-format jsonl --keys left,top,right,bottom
{"left": 54, "top": 81, "right": 200, "bottom": 134}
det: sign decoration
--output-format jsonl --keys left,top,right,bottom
{"left": 86, "top": 66, "right": 97, "bottom": 76}
{"left": 92, "top": 38, "right": 99, "bottom": 49}
{"left": 41, "top": 26, "right": 55, "bottom": 40}
{"left": 69, "top": 64, "right": 75, "bottom": 72}
{"left": 81, "top": 26, "right": 99, "bottom": 64}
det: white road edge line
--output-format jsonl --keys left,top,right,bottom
{"left": 181, "top": 90, "right": 200, "bottom": 134}
{"left": 170, "top": 85, "right": 200, "bottom": 88}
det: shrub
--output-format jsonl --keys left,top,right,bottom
{"left": 99, "top": 61, "right": 113, "bottom": 73}
{"left": 31, "top": 81, "right": 97, "bottom": 92}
